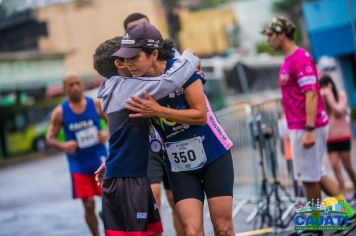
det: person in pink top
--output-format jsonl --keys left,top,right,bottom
{"left": 319, "top": 75, "right": 356, "bottom": 196}
{"left": 261, "top": 16, "right": 355, "bottom": 219}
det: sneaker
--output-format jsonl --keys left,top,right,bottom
{"left": 343, "top": 201, "right": 356, "bottom": 220}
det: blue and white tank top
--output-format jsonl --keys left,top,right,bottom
{"left": 62, "top": 97, "right": 107, "bottom": 174}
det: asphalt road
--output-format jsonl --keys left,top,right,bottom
{"left": 2, "top": 143, "right": 356, "bottom": 236}
{"left": 0, "top": 153, "right": 217, "bottom": 236}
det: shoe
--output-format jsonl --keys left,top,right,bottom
{"left": 343, "top": 201, "right": 356, "bottom": 220}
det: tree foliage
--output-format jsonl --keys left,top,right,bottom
{"left": 200, "top": 0, "right": 233, "bottom": 8}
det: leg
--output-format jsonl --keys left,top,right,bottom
{"left": 320, "top": 175, "right": 340, "bottom": 197}
{"left": 203, "top": 152, "right": 235, "bottom": 236}
{"left": 151, "top": 183, "right": 162, "bottom": 211}
{"left": 150, "top": 183, "right": 163, "bottom": 236}
{"left": 169, "top": 168, "right": 206, "bottom": 236}
{"left": 339, "top": 151, "right": 356, "bottom": 191}
{"left": 291, "top": 127, "right": 331, "bottom": 201}
{"left": 329, "top": 151, "right": 345, "bottom": 194}
{"left": 147, "top": 151, "right": 166, "bottom": 236}
{"left": 302, "top": 181, "right": 321, "bottom": 202}
{"left": 102, "top": 177, "right": 163, "bottom": 236}
{"left": 82, "top": 198, "right": 99, "bottom": 236}
{"left": 208, "top": 196, "right": 235, "bottom": 236}
{"left": 165, "top": 190, "right": 185, "bottom": 236}
{"left": 175, "top": 198, "right": 204, "bottom": 236}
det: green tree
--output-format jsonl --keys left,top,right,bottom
{"left": 200, "top": 0, "right": 233, "bottom": 8}
{"left": 256, "top": 41, "right": 281, "bottom": 55}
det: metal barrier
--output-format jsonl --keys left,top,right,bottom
{"left": 216, "top": 98, "right": 297, "bottom": 227}
{"left": 216, "top": 104, "right": 260, "bottom": 198}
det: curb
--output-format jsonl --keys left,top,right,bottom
{"left": 0, "top": 150, "right": 59, "bottom": 169}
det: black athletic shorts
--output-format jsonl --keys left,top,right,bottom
{"left": 327, "top": 139, "right": 351, "bottom": 153}
{"left": 102, "top": 176, "right": 163, "bottom": 235}
{"left": 169, "top": 151, "right": 234, "bottom": 204}
{"left": 147, "top": 151, "right": 171, "bottom": 190}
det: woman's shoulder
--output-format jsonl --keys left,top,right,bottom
{"left": 339, "top": 90, "right": 347, "bottom": 98}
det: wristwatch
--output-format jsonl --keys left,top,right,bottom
{"left": 304, "top": 125, "right": 315, "bottom": 131}
{"left": 150, "top": 139, "right": 163, "bottom": 154}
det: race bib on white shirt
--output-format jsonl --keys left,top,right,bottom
{"left": 75, "top": 126, "right": 99, "bottom": 149}
{"left": 165, "top": 136, "right": 207, "bottom": 172}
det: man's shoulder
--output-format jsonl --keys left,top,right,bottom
{"left": 294, "top": 48, "right": 313, "bottom": 61}
{"left": 51, "top": 104, "right": 64, "bottom": 121}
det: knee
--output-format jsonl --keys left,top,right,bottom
{"left": 183, "top": 224, "right": 203, "bottom": 236}
{"left": 153, "top": 196, "right": 161, "bottom": 209}
{"left": 152, "top": 190, "right": 161, "bottom": 208}
{"left": 332, "top": 164, "right": 341, "bottom": 171}
{"left": 343, "top": 164, "right": 353, "bottom": 171}
{"left": 213, "top": 221, "right": 233, "bottom": 236}
{"left": 83, "top": 198, "right": 95, "bottom": 212}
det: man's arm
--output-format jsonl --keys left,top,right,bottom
{"left": 126, "top": 80, "right": 207, "bottom": 125}
{"left": 94, "top": 98, "right": 108, "bottom": 122}
{"left": 303, "top": 90, "right": 317, "bottom": 148}
{"left": 46, "top": 106, "right": 77, "bottom": 154}
{"left": 93, "top": 98, "right": 109, "bottom": 144}
{"left": 294, "top": 56, "right": 319, "bottom": 149}
{"left": 130, "top": 49, "right": 201, "bottom": 100}
{"left": 305, "top": 90, "right": 317, "bottom": 128}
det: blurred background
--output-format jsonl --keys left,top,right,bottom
{"left": 1, "top": 0, "right": 356, "bottom": 158}
{"left": 1, "top": 0, "right": 356, "bottom": 235}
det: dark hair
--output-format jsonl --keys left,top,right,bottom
{"left": 284, "top": 29, "right": 295, "bottom": 40}
{"left": 142, "top": 39, "right": 175, "bottom": 60}
{"left": 93, "top": 36, "right": 122, "bottom": 79}
{"left": 319, "top": 75, "right": 339, "bottom": 102}
{"left": 123, "top": 13, "right": 149, "bottom": 30}
{"left": 275, "top": 28, "right": 295, "bottom": 40}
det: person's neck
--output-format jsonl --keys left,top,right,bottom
{"left": 282, "top": 40, "right": 297, "bottom": 57}
{"left": 117, "top": 68, "right": 131, "bottom": 77}
{"left": 69, "top": 96, "right": 84, "bottom": 105}
{"left": 146, "top": 61, "right": 167, "bottom": 77}
{"left": 68, "top": 96, "right": 86, "bottom": 114}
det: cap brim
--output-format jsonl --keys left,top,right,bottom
{"left": 260, "top": 27, "right": 273, "bottom": 36}
{"left": 112, "top": 47, "right": 141, "bottom": 58}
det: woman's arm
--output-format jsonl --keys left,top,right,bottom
{"left": 126, "top": 80, "right": 207, "bottom": 125}
{"left": 324, "top": 90, "right": 348, "bottom": 116}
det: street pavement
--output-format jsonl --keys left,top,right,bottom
{"left": 0, "top": 153, "right": 214, "bottom": 236}
{"left": 0, "top": 151, "right": 264, "bottom": 236}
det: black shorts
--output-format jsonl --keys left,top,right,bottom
{"left": 102, "top": 176, "right": 163, "bottom": 235}
{"left": 147, "top": 151, "right": 171, "bottom": 190}
{"left": 170, "top": 151, "right": 234, "bottom": 204}
{"left": 327, "top": 139, "right": 351, "bottom": 153}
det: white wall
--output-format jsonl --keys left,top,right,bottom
{"left": 227, "top": 0, "right": 275, "bottom": 55}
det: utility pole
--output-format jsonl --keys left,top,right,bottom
{"left": 162, "top": 0, "right": 182, "bottom": 50}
